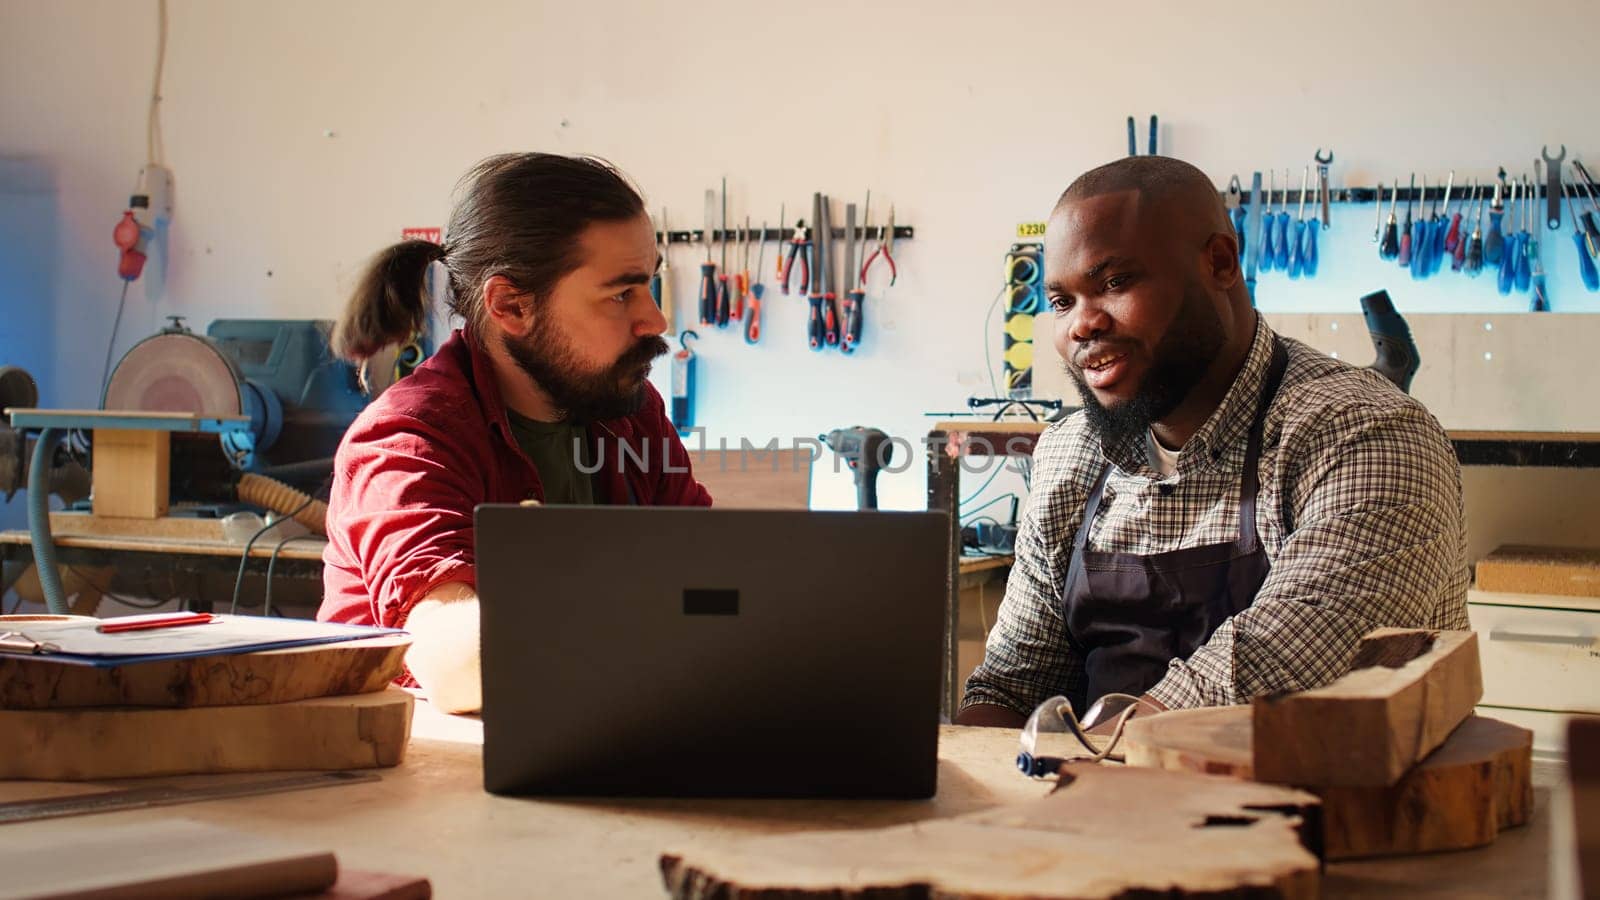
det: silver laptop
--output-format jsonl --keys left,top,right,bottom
{"left": 475, "top": 505, "right": 947, "bottom": 798}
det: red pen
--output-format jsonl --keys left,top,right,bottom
{"left": 96, "top": 612, "right": 216, "bottom": 634}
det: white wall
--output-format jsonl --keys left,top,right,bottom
{"left": 4, "top": 0, "right": 1598, "bottom": 513}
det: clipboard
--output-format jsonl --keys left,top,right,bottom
{"left": 0, "top": 615, "right": 406, "bottom": 667}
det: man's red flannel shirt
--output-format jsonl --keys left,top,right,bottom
{"left": 318, "top": 328, "right": 711, "bottom": 630}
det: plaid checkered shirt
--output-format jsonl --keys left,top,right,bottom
{"left": 962, "top": 317, "right": 1471, "bottom": 714}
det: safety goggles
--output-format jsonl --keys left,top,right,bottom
{"left": 1015, "top": 692, "right": 1142, "bottom": 777}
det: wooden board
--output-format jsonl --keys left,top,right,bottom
{"left": 1124, "top": 706, "right": 1534, "bottom": 860}
{"left": 0, "top": 634, "right": 409, "bottom": 709}
{"left": 1253, "top": 628, "right": 1483, "bottom": 786}
{"left": 49, "top": 511, "right": 227, "bottom": 542}
{"left": 0, "top": 687, "right": 413, "bottom": 780}
{"left": 0, "top": 528, "right": 328, "bottom": 560}
{"left": 304, "top": 870, "right": 433, "bottom": 900}
{"left": 6, "top": 817, "right": 337, "bottom": 899}
{"left": 687, "top": 448, "right": 811, "bottom": 509}
{"left": 1476, "top": 544, "right": 1600, "bottom": 598}
{"left": 659, "top": 763, "right": 1321, "bottom": 899}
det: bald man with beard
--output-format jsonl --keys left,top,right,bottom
{"left": 958, "top": 157, "right": 1470, "bottom": 730}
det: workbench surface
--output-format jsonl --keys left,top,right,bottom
{"left": 0, "top": 701, "right": 1565, "bottom": 898}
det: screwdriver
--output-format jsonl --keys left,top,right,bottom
{"left": 775, "top": 204, "right": 786, "bottom": 281}
{"left": 1300, "top": 173, "right": 1319, "bottom": 277}
{"left": 1428, "top": 172, "right": 1453, "bottom": 276}
{"left": 732, "top": 217, "right": 750, "bottom": 323}
{"left": 1273, "top": 168, "right": 1292, "bottom": 271}
{"left": 1397, "top": 174, "right": 1416, "bottom": 268}
{"left": 1528, "top": 162, "right": 1549, "bottom": 311}
{"left": 1485, "top": 169, "right": 1507, "bottom": 265}
{"left": 1498, "top": 178, "right": 1520, "bottom": 295}
{"left": 1464, "top": 182, "right": 1486, "bottom": 277}
{"left": 1443, "top": 174, "right": 1464, "bottom": 254}
{"left": 651, "top": 207, "right": 674, "bottom": 333}
{"left": 715, "top": 178, "right": 731, "bottom": 328}
{"left": 1259, "top": 170, "right": 1277, "bottom": 272}
{"left": 1516, "top": 176, "right": 1534, "bottom": 292}
{"left": 745, "top": 218, "right": 769, "bottom": 343}
{"left": 1288, "top": 167, "right": 1307, "bottom": 279}
{"left": 1379, "top": 180, "right": 1400, "bottom": 259}
{"left": 1452, "top": 181, "right": 1477, "bottom": 271}
{"left": 1409, "top": 175, "right": 1428, "bottom": 279}
{"left": 698, "top": 190, "right": 717, "bottom": 325}
{"left": 1570, "top": 161, "right": 1600, "bottom": 255}
{"left": 1372, "top": 182, "right": 1384, "bottom": 243}
{"left": 1566, "top": 182, "right": 1599, "bottom": 291}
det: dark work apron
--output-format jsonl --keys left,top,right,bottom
{"left": 1060, "top": 339, "right": 1289, "bottom": 709}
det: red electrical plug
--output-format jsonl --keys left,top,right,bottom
{"left": 113, "top": 208, "right": 147, "bottom": 281}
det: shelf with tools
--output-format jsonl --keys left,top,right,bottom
{"left": 655, "top": 226, "right": 914, "bottom": 244}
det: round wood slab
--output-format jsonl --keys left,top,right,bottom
{"left": 0, "top": 634, "right": 410, "bottom": 709}
{"left": 1122, "top": 706, "right": 1534, "bottom": 860}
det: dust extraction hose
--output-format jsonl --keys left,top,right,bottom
{"left": 237, "top": 473, "right": 328, "bottom": 536}
{"left": 26, "top": 428, "right": 68, "bottom": 615}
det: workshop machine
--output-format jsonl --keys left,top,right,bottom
{"left": 6, "top": 318, "right": 374, "bottom": 614}
{"left": 101, "top": 317, "right": 369, "bottom": 499}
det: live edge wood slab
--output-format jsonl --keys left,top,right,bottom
{"left": 0, "top": 635, "right": 410, "bottom": 710}
{"left": 0, "top": 687, "right": 413, "bottom": 780}
{"left": 1123, "top": 706, "right": 1533, "bottom": 860}
{"left": 660, "top": 763, "right": 1321, "bottom": 899}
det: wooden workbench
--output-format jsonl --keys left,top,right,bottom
{"left": 0, "top": 529, "right": 326, "bottom": 614}
{"left": 0, "top": 701, "right": 1565, "bottom": 898}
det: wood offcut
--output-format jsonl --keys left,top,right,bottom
{"left": 1252, "top": 628, "right": 1483, "bottom": 786}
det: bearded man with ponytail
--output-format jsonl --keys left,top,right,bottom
{"left": 318, "top": 153, "right": 711, "bottom": 713}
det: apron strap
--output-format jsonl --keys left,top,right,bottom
{"left": 1237, "top": 338, "right": 1290, "bottom": 552}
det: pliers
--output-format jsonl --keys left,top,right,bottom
{"left": 859, "top": 206, "right": 898, "bottom": 287}
{"left": 781, "top": 220, "right": 811, "bottom": 296}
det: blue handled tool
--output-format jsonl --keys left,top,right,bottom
{"left": 1528, "top": 162, "right": 1549, "bottom": 311}
{"left": 1485, "top": 169, "right": 1507, "bottom": 265}
{"left": 1272, "top": 168, "right": 1291, "bottom": 271}
{"left": 1515, "top": 176, "right": 1533, "bottom": 293}
{"left": 1410, "top": 175, "right": 1429, "bottom": 279}
{"left": 1300, "top": 173, "right": 1319, "bottom": 277}
{"left": 1288, "top": 167, "right": 1307, "bottom": 280}
{"left": 1566, "top": 183, "right": 1599, "bottom": 291}
{"left": 1245, "top": 171, "right": 1263, "bottom": 304}
{"left": 670, "top": 331, "right": 698, "bottom": 436}
{"left": 1497, "top": 178, "right": 1519, "bottom": 295}
{"left": 1259, "top": 169, "right": 1277, "bottom": 272}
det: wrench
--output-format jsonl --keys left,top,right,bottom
{"left": 1542, "top": 145, "right": 1566, "bottom": 230}
{"left": 1313, "top": 149, "right": 1334, "bottom": 229}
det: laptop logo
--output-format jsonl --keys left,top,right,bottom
{"left": 683, "top": 589, "right": 738, "bottom": 616}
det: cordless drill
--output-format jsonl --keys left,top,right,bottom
{"left": 822, "top": 427, "right": 891, "bottom": 511}
{"left": 1360, "top": 290, "right": 1421, "bottom": 394}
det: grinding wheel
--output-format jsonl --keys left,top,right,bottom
{"left": 103, "top": 332, "right": 244, "bottom": 416}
